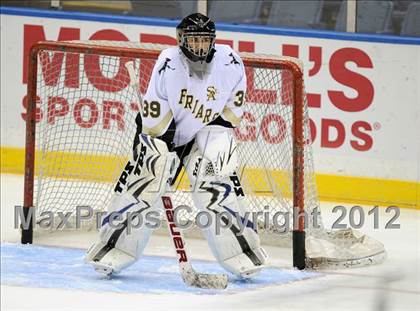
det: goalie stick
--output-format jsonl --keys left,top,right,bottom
{"left": 162, "top": 196, "right": 228, "bottom": 289}
{"left": 125, "top": 61, "right": 144, "bottom": 106}
{"left": 127, "top": 61, "right": 228, "bottom": 289}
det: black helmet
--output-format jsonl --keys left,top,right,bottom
{"left": 176, "top": 13, "right": 216, "bottom": 62}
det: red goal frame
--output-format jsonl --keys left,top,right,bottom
{"left": 22, "top": 41, "right": 306, "bottom": 269}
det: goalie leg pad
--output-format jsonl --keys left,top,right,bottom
{"left": 85, "top": 240, "right": 138, "bottom": 276}
{"left": 222, "top": 248, "right": 268, "bottom": 278}
{"left": 184, "top": 142, "right": 268, "bottom": 278}
{"left": 85, "top": 134, "right": 179, "bottom": 275}
{"left": 85, "top": 188, "right": 158, "bottom": 275}
{"left": 114, "top": 133, "right": 179, "bottom": 203}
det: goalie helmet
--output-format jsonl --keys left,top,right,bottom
{"left": 176, "top": 13, "right": 216, "bottom": 63}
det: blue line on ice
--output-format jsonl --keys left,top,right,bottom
{"left": 1, "top": 243, "right": 320, "bottom": 294}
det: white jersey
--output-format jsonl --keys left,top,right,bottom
{"left": 141, "top": 44, "right": 246, "bottom": 147}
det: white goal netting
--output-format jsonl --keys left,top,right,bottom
{"left": 26, "top": 41, "right": 386, "bottom": 268}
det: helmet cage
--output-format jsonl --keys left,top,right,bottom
{"left": 179, "top": 31, "right": 215, "bottom": 62}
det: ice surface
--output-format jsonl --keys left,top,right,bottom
{"left": 1, "top": 243, "right": 319, "bottom": 294}
{"left": 1, "top": 174, "right": 420, "bottom": 311}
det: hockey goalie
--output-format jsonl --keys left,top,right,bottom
{"left": 85, "top": 13, "right": 268, "bottom": 281}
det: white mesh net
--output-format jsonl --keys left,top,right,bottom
{"left": 28, "top": 40, "right": 385, "bottom": 268}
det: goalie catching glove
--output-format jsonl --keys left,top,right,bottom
{"left": 193, "top": 125, "right": 239, "bottom": 179}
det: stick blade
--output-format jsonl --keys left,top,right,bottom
{"left": 181, "top": 263, "right": 228, "bottom": 289}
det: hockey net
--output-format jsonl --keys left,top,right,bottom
{"left": 23, "top": 40, "right": 386, "bottom": 269}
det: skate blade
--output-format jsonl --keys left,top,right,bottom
{"left": 239, "top": 265, "right": 266, "bottom": 279}
{"left": 92, "top": 261, "right": 114, "bottom": 277}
